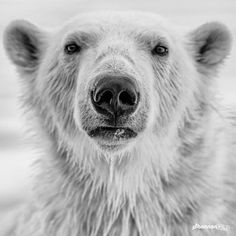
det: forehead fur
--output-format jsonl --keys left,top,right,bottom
{"left": 58, "top": 11, "right": 178, "bottom": 39}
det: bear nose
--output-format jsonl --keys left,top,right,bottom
{"left": 91, "top": 76, "right": 139, "bottom": 117}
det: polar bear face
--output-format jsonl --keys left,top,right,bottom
{"left": 3, "top": 12, "right": 232, "bottom": 155}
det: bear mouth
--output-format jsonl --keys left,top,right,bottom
{"left": 88, "top": 127, "right": 137, "bottom": 141}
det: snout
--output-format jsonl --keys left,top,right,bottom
{"left": 77, "top": 47, "right": 150, "bottom": 151}
{"left": 91, "top": 76, "right": 140, "bottom": 119}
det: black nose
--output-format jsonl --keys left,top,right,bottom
{"left": 91, "top": 76, "right": 139, "bottom": 117}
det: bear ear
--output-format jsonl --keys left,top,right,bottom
{"left": 189, "top": 22, "right": 232, "bottom": 71}
{"left": 3, "top": 20, "right": 47, "bottom": 73}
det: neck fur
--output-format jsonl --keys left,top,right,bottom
{"left": 22, "top": 102, "right": 227, "bottom": 236}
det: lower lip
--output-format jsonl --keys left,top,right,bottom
{"left": 88, "top": 127, "right": 137, "bottom": 140}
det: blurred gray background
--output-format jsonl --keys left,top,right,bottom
{"left": 0, "top": 0, "right": 235, "bottom": 218}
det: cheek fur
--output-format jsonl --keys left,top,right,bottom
{"left": 152, "top": 58, "right": 183, "bottom": 128}
{"left": 42, "top": 59, "right": 79, "bottom": 133}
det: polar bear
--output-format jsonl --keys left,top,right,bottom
{"left": 3, "top": 11, "right": 236, "bottom": 236}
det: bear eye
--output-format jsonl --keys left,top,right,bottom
{"left": 152, "top": 45, "right": 169, "bottom": 56}
{"left": 65, "top": 43, "right": 81, "bottom": 55}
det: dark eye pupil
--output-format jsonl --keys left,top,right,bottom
{"left": 65, "top": 44, "right": 80, "bottom": 54}
{"left": 153, "top": 45, "right": 168, "bottom": 56}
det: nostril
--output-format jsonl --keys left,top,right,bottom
{"left": 93, "top": 89, "right": 114, "bottom": 104}
{"left": 118, "top": 90, "right": 136, "bottom": 106}
{"left": 98, "top": 90, "right": 113, "bottom": 105}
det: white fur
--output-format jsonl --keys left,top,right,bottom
{"left": 3, "top": 11, "right": 235, "bottom": 236}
